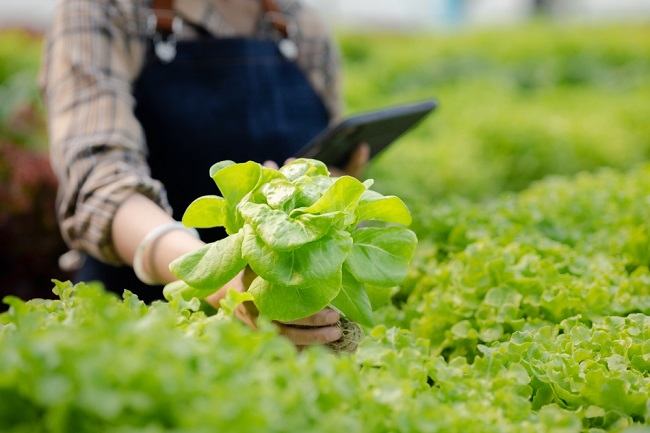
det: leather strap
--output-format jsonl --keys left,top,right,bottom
{"left": 152, "top": 0, "right": 175, "bottom": 34}
{"left": 152, "top": 0, "right": 289, "bottom": 37}
{"left": 261, "top": 0, "right": 289, "bottom": 38}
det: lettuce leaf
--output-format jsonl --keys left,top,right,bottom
{"left": 169, "top": 230, "right": 246, "bottom": 295}
{"left": 345, "top": 226, "right": 418, "bottom": 287}
{"left": 182, "top": 195, "right": 227, "bottom": 229}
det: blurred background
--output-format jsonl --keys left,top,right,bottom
{"left": 1, "top": 1, "right": 649, "bottom": 303}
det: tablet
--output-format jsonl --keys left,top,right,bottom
{"left": 294, "top": 100, "right": 437, "bottom": 168}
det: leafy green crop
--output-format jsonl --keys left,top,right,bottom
{"left": 478, "top": 314, "right": 650, "bottom": 429}
{"left": 2, "top": 282, "right": 647, "bottom": 433}
{"left": 386, "top": 166, "right": 650, "bottom": 362}
{"left": 164, "top": 159, "right": 417, "bottom": 326}
{"left": 340, "top": 24, "right": 650, "bottom": 207}
{"left": 3, "top": 166, "right": 650, "bottom": 432}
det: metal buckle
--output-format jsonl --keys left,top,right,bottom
{"left": 147, "top": 13, "right": 184, "bottom": 63}
{"left": 263, "top": 11, "right": 299, "bottom": 61}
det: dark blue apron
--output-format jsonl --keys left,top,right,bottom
{"left": 76, "top": 31, "right": 330, "bottom": 303}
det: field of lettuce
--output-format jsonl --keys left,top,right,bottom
{"left": 341, "top": 24, "right": 650, "bottom": 206}
{"left": 1, "top": 23, "right": 650, "bottom": 432}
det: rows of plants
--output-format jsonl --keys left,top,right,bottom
{"left": 340, "top": 24, "right": 650, "bottom": 206}
{"left": 3, "top": 24, "right": 650, "bottom": 201}
{"left": 2, "top": 164, "right": 649, "bottom": 432}
{"left": 386, "top": 166, "right": 650, "bottom": 430}
{"left": 394, "top": 166, "right": 650, "bottom": 356}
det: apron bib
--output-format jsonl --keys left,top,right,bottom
{"left": 76, "top": 32, "right": 329, "bottom": 302}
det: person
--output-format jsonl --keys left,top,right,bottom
{"left": 41, "top": 0, "right": 369, "bottom": 347}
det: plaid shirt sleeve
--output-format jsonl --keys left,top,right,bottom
{"left": 42, "top": 0, "right": 172, "bottom": 265}
{"left": 41, "top": 0, "right": 342, "bottom": 266}
{"left": 294, "top": 2, "right": 343, "bottom": 119}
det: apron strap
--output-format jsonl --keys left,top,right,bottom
{"left": 151, "top": 0, "right": 175, "bottom": 35}
{"left": 151, "top": 0, "right": 290, "bottom": 38}
{"left": 260, "top": 0, "right": 290, "bottom": 38}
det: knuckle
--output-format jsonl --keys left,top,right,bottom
{"left": 315, "top": 330, "right": 330, "bottom": 344}
{"left": 326, "top": 309, "right": 340, "bottom": 323}
{"left": 318, "top": 326, "right": 341, "bottom": 344}
{"left": 328, "top": 326, "right": 343, "bottom": 343}
{"left": 311, "top": 312, "right": 327, "bottom": 326}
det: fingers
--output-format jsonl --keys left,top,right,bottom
{"left": 234, "top": 301, "right": 258, "bottom": 329}
{"left": 277, "top": 323, "right": 342, "bottom": 346}
{"left": 328, "top": 166, "right": 346, "bottom": 178}
{"left": 204, "top": 270, "right": 246, "bottom": 308}
{"left": 280, "top": 308, "right": 340, "bottom": 327}
{"left": 278, "top": 144, "right": 368, "bottom": 178}
{"left": 356, "top": 142, "right": 371, "bottom": 162}
{"left": 263, "top": 160, "right": 279, "bottom": 169}
{"left": 275, "top": 308, "right": 341, "bottom": 346}
{"left": 231, "top": 301, "right": 343, "bottom": 346}
{"left": 345, "top": 142, "right": 370, "bottom": 178}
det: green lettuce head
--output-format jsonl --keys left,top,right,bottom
{"left": 164, "top": 159, "right": 417, "bottom": 327}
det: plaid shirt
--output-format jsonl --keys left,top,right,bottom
{"left": 41, "top": 0, "right": 342, "bottom": 265}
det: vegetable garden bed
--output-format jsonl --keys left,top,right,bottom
{"left": 2, "top": 166, "right": 649, "bottom": 433}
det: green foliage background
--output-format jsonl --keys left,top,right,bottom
{"left": 0, "top": 30, "right": 44, "bottom": 148}
{"left": 1, "top": 23, "right": 650, "bottom": 432}
{"left": 341, "top": 24, "right": 650, "bottom": 205}
{"left": 0, "top": 31, "right": 68, "bottom": 304}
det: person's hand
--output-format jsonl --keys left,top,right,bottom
{"left": 235, "top": 296, "right": 342, "bottom": 347}
{"left": 208, "top": 269, "right": 343, "bottom": 347}
{"left": 328, "top": 142, "right": 370, "bottom": 178}
{"left": 275, "top": 308, "right": 342, "bottom": 347}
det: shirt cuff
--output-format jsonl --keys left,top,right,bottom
{"left": 62, "top": 171, "right": 173, "bottom": 266}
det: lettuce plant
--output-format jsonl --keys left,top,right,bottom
{"left": 164, "top": 159, "right": 417, "bottom": 326}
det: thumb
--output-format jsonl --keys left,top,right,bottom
{"left": 345, "top": 143, "right": 370, "bottom": 177}
{"left": 263, "top": 160, "right": 279, "bottom": 169}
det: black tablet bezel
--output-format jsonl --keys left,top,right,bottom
{"left": 294, "top": 100, "right": 438, "bottom": 167}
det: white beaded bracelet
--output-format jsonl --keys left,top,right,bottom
{"left": 133, "top": 222, "right": 200, "bottom": 285}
